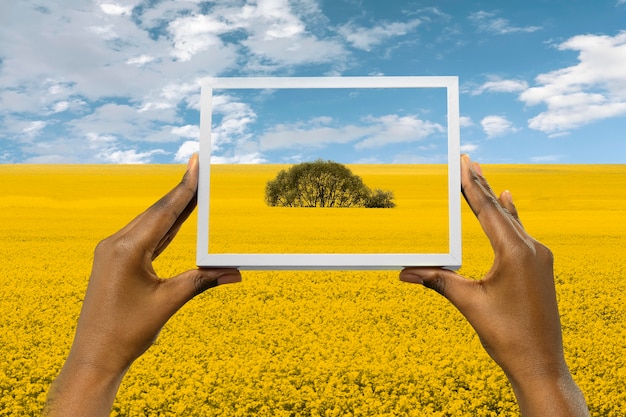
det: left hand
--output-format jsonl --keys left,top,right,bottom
{"left": 45, "top": 154, "right": 241, "bottom": 416}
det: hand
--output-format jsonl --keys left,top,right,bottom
{"left": 44, "top": 154, "right": 241, "bottom": 416}
{"left": 400, "top": 155, "right": 588, "bottom": 416}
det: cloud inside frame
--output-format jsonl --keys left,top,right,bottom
{"left": 256, "top": 115, "right": 445, "bottom": 151}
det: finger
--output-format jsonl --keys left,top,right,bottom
{"left": 461, "top": 155, "right": 524, "bottom": 254}
{"left": 498, "top": 190, "right": 522, "bottom": 227}
{"left": 152, "top": 194, "right": 196, "bottom": 260}
{"left": 133, "top": 154, "right": 200, "bottom": 252}
{"left": 152, "top": 223, "right": 180, "bottom": 260}
{"left": 159, "top": 268, "right": 242, "bottom": 315}
{"left": 400, "top": 267, "right": 477, "bottom": 312}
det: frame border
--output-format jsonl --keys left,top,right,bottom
{"left": 197, "top": 76, "right": 461, "bottom": 270}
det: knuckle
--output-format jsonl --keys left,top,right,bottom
{"left": 94, "top": 234, "right": 138, "bottom": 261}
{"left": 507, "top": 240, "right": 535, "bottom": 263}
{"left": 504, "top": 238, "right": 554, "bottom": 269}
{"left": 154, "top": 183, "right": 194, "bottom": 221}
{"left": 152, "top": 193, "right": 175, "bottom": 213}
{"left": 175, "top": 173, "right": 197, "bottom": 201}
{"left": 94, "top": 236, "right": 114, "bottom": 257}
{"left": 535, "top": 242, "right": 554, "bottom": 265}
{"left": 193, "top": 272, "right": 218, "bottom": 296}
{"left": 423, "top": 272, "right": 447, "bottom": 296}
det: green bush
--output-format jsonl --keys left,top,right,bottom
{"left": 265, "top": 160, "right": 395, "bottom": 208}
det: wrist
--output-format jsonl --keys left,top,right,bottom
{"left": 506, "top": 365, "right": 588, "bottom": 417}
{"left": 44, "top": 355, "right": 128, "bottom": 417}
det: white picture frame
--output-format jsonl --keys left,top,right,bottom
{"left": 197, "top": 76, "right": 461, "bottom": 270}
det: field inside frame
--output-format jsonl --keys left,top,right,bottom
{"left": 207, "top": 164, "right": 449, "bottom": 255}
{"left": 1, "top": 164, "right": 625, "bottom": 416}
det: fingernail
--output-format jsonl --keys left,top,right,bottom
{"left": 186, "top": 153, "right": 197, "bottom": 171}
{"left": 504, "top": 189, "right": 513, "bottom": 203}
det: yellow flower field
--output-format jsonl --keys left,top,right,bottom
{"left": 208, "top": 164, "right": 449, "bottom": 254}
{"left": 0, "top": 164, "right": 625, "bottom": 416}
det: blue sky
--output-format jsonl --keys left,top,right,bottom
{"left": 1, "top": 0, "right": 625, "bottom": 164}
{"left": 207, "top": 82, "right": 450, "bottom": 164}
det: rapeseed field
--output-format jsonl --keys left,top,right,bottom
{"left": 0, "top": 164, "right": 624, "bottom": 416}
{"left": 208, "top": 164, "right": 448, "bottom": 254}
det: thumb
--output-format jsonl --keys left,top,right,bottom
{"left": 161, "top": 268, "right": 242, "bottom": 313}
{"left": 400, "top": 267, "right": 475, "bottom": 309}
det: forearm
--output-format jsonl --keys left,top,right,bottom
{"left": 44, "top": 359, "right": 126, "bottom": 417}
{"left": 508, "top": 368, "right": 589, "bottom": 417}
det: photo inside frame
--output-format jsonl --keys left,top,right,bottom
{"left": 205, "top": 86, "right": 450, "bottom": 255}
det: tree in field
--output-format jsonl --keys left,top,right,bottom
{"left": 265, "top": 159, "right": 395, "bottom": 208}
{"left": 364, "top": 189, "right": 396, "bottom": 208}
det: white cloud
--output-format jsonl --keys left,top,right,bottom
{"left": 0, "top": 90, "right": 42, "bottom": 113}
{"left": 259, "top": 122, "right": 369, "bottom": 150}
{"left": 102, "top": 148, "right": 167, "bottom": 164}
{"left": 460, "top": 142, "right": 479, "bottom": 153}
{"left": 469, "top": 11, "right": 541, "bottom": 35}
{"left": 171, "top": 125, "right": 200, "bottom": 138}
{"left": 168, "top": 14, "right": 233, "bottom": 61}
{"left": 51, "top": 101, "right": 70, "bottom": 113}
{"left": 480, "top": 115, "right": 518, "bottom": 138}
{"left": 196, "top": 93, "right": 266, "bottom": 162}
{"left": 174, "top": 140, "right": 199, "bottom": 163}
{"left": 48, "top": 98, "right": 88, "bottom": 115}
{"left": 257, "top": 114, "right": 444, "bottom": 151}
{"left": 164, "top": 1, "right": 346, "bottom": 67}
{"left": 520, "top": 31, "right": 626, "bottom": 133}
{"left": 23, "top": 154, "right": 81, "bottom": 164}
{"left": 0, "top": 3, "right": 196, "bottom": 102}
{"left": 211, "top": 94, "right": 257, "bottom": 150}
{"left": 472, "top": 78, "right": 529, "bottom": 95}
{"left": 0, "top": 3, "right": 226, "bottom": 149}
{"left": 137, "top": 81, "right": 200, "bottom": 113}
{"left": 69, "top": 103, "right": 180, "bottom": 143}
{"left": 547, "top": 131, "right": 570, "bottom": 139}
{"left": 22, "top": 121, "right": 47, "bottom": 136}
{"left": 237, "top": 0, "right": 345, "bottom": 68}
{"left": 88, "top": 24, "right": 119, "bottom": 40}
{"left": 242, "top": 35, "right": 345, "bottom": 69}
{"left": 211, "top": 152, "right": 267, "bottom": 164}
{"left": 339, "top": 19, "right": 421, "bottom": 51}
{"left": 20, "top": 138, "right": 92, "bottom": 163}
{"left": 530, "top": 154, "right": 564, "bottom": 163}
{"left": 0, "top": 0, "right": 353, "bottom": 163}
{"left": 0, "top": 152, "right": 15, "bottom": 163}
{"left": 100, "top": 3, "right": 133, "bottom": 16}
{"left": 88, "top": 133, "right": 167, "bottom": 163}
{"left": 13, "top": 131, "right": 167, "bottom": 164}
{"left": 459, "top": 116, "right": 474, "bottom": 127}
{"left": 137, "top": 1, "right": 200, "bottom": 29}
{"left": 126, "top": 55, "right": 156, "bottom": 67}
{"left": 354, "top": 115, "right": 445, "bottom": 149}
{"left": 2, "top": 117, "right": 46, "bottom": 142}
{"left": 6, "top": 1, "right": 585, "bottom": 164}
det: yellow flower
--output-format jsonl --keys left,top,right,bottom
{"left": 0, "top": 164, "right": 624, "bottom": 416}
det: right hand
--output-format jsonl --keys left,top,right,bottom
{"left": 400, "top": 155, "right": 588, "bottom": 416}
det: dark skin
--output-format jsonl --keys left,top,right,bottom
{"left": 400, "top": 155, "right": 588, "bottom": 416}
{"left": 44, "top": 154, "right": 241, "bottom": 416}
{"left": 44, "top": 154, "right": 587, "bottom": 416}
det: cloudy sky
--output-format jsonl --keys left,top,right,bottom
{"left": 1, "top": 0, "right": 625, "bottom": 164}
